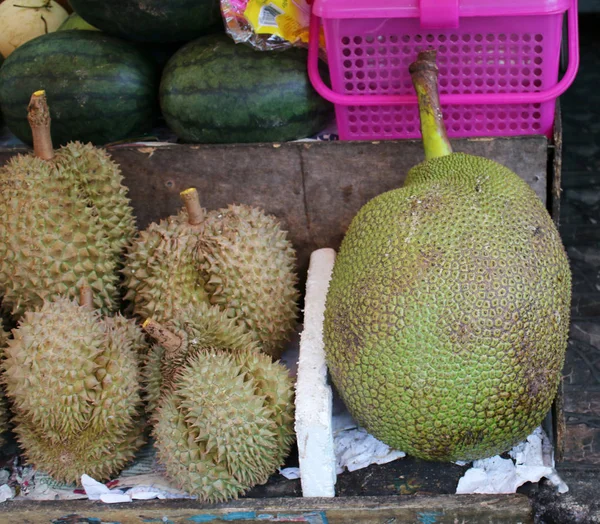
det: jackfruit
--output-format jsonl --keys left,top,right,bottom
{"left": 323, "top": 50, "right": 571, "bottom": 462}
{"left": 0, "top": 91, "right": 135, "bottom": 319}
{"left": 123, "top": 188, "right": 298, "bottom": 358}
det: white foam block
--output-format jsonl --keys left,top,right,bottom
{"left": 295, "top": 248, "right": 337, "bottom": 498}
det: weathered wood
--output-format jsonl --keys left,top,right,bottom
{"left": 0, "top": 495, "right": 533, "bottom": 523}
{"left": 551, "top": 101, "right": 566, "bottom": 463}
{"left": 0, "top": 136, "right": 549, "bottom": 281}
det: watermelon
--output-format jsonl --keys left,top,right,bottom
{"left": 159, "top": 35, "right": 333, "bottom": 144}
{"left": 0, "top": 31, "right": 158, "bottom": 146}
{"left": 68, "top": 0, "right": 222, "bottom": 43}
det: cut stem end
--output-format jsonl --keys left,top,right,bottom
{"left": 142, "top": 318, "right": 183, "bottom": 354}
{"left": 27, "top": 91, "right": 54, "bottom": 161}
{"left": 78, "top": 284, "right": 93, "bottom": 310}
{"left": 409, "top": 50, "right": 452, "bottom": 160}
{"left": 180, "top": 188, "right": 204, "bottom": 225}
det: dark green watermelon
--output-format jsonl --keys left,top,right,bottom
{"left": 0, "top": 31, "right": 158, "bottom": 146}
{"left": 159, "top": 35, "right": 333, "bottom": 144}
{"left": 69, "top": 0, "right": 222, "bottom": 43}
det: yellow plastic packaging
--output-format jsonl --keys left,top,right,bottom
{"left": 221, "top": 0, "right": 323, "bottom": 51}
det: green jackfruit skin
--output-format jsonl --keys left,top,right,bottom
{"left": 153, "top": 350, "right": 295, "bottom": 503}
{"left": 0, "top": 143, "right": 135, "bottom": 319}
{"left": 2, "top": 297, "right": 146, "bottom": 483}
{"left": 323, "top": 153, "right": 571, "bottom": 462}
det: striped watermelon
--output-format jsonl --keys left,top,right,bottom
{"left": 0, "top": 31, "right": 158, "bottom": 146}
{"left": 68, "top": 0, "right": 222, "bottom": 43}
{"left": 160, "top": 35, "right": 333, "bottom": 144}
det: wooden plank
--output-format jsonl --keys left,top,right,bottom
{"left": 0, "top": 495, "right": 533, "bottom": 523}
{"left": 550, "top": 102, "right": 566, "bottom": 462}
{"left": 0, "top": 136, "right": 548, "bottom": 281}
{"left": 302, "top": 137, "right": 548, "bottom": 254}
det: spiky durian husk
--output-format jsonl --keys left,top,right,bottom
{"left": 0, "top": 329, "right": 10, "bottom": 449}
{"left": 53, "top": 142, "right": 136, "bottom": 263}
{"left": 141, "top": 343, "right": 165, "bottom": 415}
{"left": 198, "top": 204, "right": 299, "bottom": 358}
{"left": 122, "top": 209, "right": 209, "bottom": 322}
{"left": 2, "top": 297, "right": 145, "bottom": 482}
{"left": 142, "top": 302, "right": 260, "bottom": 414}
{"left": 235, "top": 350, "right": 295, "bottom": 463}
{"left": 123, "top": 204, "right": 298, "bottom": 359}
{"left": 153, "top": 351, "right": 288, "bottom": 503}
{"left": 0, "top": 149, "right": 133, "bottom": 318}
{"left": 13, "top": 416, "right": 145, "bottom": 484}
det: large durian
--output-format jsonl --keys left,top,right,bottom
{"left": 0, "top": 91, "right": 135, "bottom": 318}
{"left": 2, "top": 286, "right": 146, "bottom": 483}
{"left": 146, "top": 320, "right": 295, "bottom": 503}
{"left": 124, "top": 188, "right": 298, "bottom": 358}
{"left": 141, "top": 301, "right": 261, "bottom": 414}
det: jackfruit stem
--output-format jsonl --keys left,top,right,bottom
{"left": 180, "top": 188, "right": 204, "bottom": 225}
{"left": 27, "top": 91, "right": 55, "bottom": 161}
{"left": 409, "top": 50, "right": 453, "bottom": 160}
{"left": 78, "top": 284, "right": 93, "bottom": 309}
{"left": 142, "top": 318, "right": 182, "bottom": 354}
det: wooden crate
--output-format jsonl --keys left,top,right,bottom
{"left": 0, "top": 131, "right": 560, "bottom": 523}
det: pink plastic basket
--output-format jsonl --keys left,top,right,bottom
{"left": 308, "top": 0, "right": 579, "bottom": 140}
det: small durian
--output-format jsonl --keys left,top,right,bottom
{"left": 141, "top": 302, "right": 260, "bottom": 414}
{"left": 123, "top": 188, "right": 298, "bottom": 358}
{"left": 2, "top": 285, "right": 146, "bottom": 483}
{"left": 0, "top": 91, "right": 135, "bottom": 319}
{"left": 150, "top": 339, "right": 295, "bottom": 502}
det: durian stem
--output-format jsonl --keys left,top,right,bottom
{"left": 27, "top": 90, "right": 54, "bottom": 161}
{"left": 78, "top": 284, "right": 93, "bottom": 310}
{"left": 409, "top": 50, "right": 452, "bottom": 160}
{"left": 180, "top": 188, "right": 204, "bottom": 225}
{"left": 142, "top": 319, "right": 182, "bottom": 353}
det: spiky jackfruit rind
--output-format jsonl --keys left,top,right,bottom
{"left": 324, "top": 153, "right": 571, "bottom": 462}
{"left": 153, "top": 350, "right": 294, "bottom": 503}
{"left": 2, "top": 297, "right": 145, "bottom": 482}
{"left": 0, "top": 142, "right": 135, "bottom": 318}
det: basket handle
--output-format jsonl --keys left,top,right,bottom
{"left": 308, "top": 0, "right": 579, "bottom": 106}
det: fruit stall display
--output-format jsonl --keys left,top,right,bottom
{"left": 0, "top": 0, "right": 572, "bottom": 521}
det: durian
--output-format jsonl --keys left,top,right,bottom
{"left": 0, "top": 328, "right": 10, "bottom": 449}
{"left": 2, "top": 285, "right": 146, "bottom": 483}
{"left": 123, "top": 188, "right": 298, "bottom": 358}
{"left": 148, "top": 324, "right": 295, "bottom": 503}
{"left": 141, "top": 302, "right": 260, "bottom": 414}
{"left": 0, "top": 91, "right": 135, "bottom": 318}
